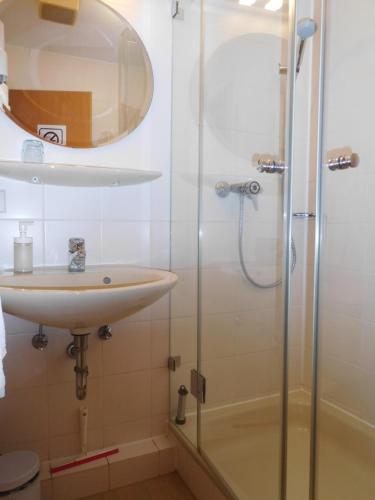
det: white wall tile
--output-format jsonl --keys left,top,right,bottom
{"left": 0, "top": 179, "right": 44, "bottom": 220}
{"left": 0, "top": 387, "right": 49, "bottom": 446}
{"left": 101, "top": 184, "right": 150, "bottom": 221}
{"left": 101, "top": 220, "right": 150, "bottom": 265}
{"left": 0, "top": 0, "right": 172, "bottom": 465}
{"left": 102, "top": 320, "right": 151, "bottom": 375}
{"left": 102, "top": 371, "right": 151, "bottom": 427}
{"left": 44, "top": 186, "right": 101, "bottom": 221}
{"left": 4, "top": 333, "right": 47, "bottom": 391}
{"left": 47, "top": 378, "right": 103, "bottom": 438}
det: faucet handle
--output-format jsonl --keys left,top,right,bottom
{"left": 69, "top": 238, "right": 86, "bottom": 272}
{"left": 69, "top": 238, "right": 85, "bottom": 252}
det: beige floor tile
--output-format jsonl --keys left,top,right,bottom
{"left": 80, "top": 473, "right": 195, "bottom": 500}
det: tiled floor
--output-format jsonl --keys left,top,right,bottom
{"left": 81, "top": 473, "right": 196, "bottom": 500}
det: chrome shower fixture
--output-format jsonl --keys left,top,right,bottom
{"left": 279, "top": 17, "right": 317, "bottom": 75}
{"left": 256, "top": 149, "right": 359, "bottom": 174}
{"left": 215, "top": 180, "right": 261, "bottom": 198}
{"left": 215, "top": 179, "right": 296, "bottom": 289}
{"left": 257, "top": 156, "right": 286, "bottom": 174}
{"left": 296, "top": 18, "right": 318, "bottom": 73}
{"left": 326, "top": 152, "right": 359, "bottom": 171}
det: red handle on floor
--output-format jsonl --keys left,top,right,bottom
{"left": 50, "top": 448, "right": 119, "bottom": 474}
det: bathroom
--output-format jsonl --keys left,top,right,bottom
{"left": 0, "top": 0, "right": 373, "bottom": 499}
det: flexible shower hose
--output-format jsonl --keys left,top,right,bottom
{"left": 238, "top": 194, "right": 297, "bottom": 289}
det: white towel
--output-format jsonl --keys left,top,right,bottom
{"left": 0, "top": 297, "right": 6, "bottom": 398}
{"left": 0, "top": 83, "right": 9, "bottom": 110}
{"left": 0, "top": 21, "right": 8, "bottom": 110}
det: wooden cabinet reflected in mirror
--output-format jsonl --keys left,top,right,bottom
{"left": 0, "top": 0, "right": 154, "bottom": 149}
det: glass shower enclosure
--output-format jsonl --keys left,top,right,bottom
{"left": 170, "top": 0, "right": 296, "bottom": 497}
{"left": 170, "top": 0, "right": 375, "bottom": 499}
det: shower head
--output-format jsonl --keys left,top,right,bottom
{"left": 296, "top": 18, "right": 317, "bottom": 73}
{"left": 297, "top": 18, "right": 318, "bottom": 41}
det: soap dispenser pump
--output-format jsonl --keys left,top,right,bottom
{"left": 14, "top": 221, "right": 34, "bottom": 273}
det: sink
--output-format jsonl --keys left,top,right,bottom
{"left": 0, "top": 265, "right": 178, "bottom": 400}
{"left": 0, "top": 266, "right": 178, "bottom": 333}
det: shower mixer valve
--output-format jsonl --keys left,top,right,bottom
{"left": 215, "top": 180, "right": 261, "bottom": 198}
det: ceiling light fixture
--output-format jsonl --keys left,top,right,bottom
{"left": 239, "top": 0, "right": 257, "bottom": 6}
{"left": 264, "top": 0, "right": 283, "bottom": 11}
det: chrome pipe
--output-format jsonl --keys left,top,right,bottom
{"left": 67, "top": 334, "right": 89, "bottom": 400}
{"left": 74, "top": 335, "right": 89, "bottom": 401}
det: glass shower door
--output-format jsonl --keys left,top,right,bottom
{"left": 313, "top": 1, "right": 375, "bottom": 499}
{"left": 169, "top": 0, "right": 202, "bottom": 447}
{"left": 197, "top": 1, "right": 295, "bottom": 498}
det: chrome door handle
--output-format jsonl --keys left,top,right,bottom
{"left": 257, "top": 156, "right": 286, "bottom": 174}
{"left": 325, "top": 152, "right": 359, "bottom": 171}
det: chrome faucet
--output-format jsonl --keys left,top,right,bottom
{"left": 69, "top": 238, "right": 86, "bottom": 272}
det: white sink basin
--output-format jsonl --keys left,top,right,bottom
{"left": 0, "top": 266, "right": 178, "bottom": 333}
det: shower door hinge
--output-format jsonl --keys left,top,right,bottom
{"left": 191, "top": 369, "right": 206, "bottom": 404}
{"left": 168, "top": 356, "right": 181, "bottom": 372}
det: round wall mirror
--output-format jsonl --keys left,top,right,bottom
{"left": 0, "top": 0, "right": 154, "bottom": 148}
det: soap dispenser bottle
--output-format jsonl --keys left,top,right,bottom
{"left": 14, "top": 221, "right": 34, "bottom": 273}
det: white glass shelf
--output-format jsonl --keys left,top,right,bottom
{"left": 0, "top": 160, "right": 161, "bottom": 187}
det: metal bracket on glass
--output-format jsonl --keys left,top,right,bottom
{"left": 168, "top": 356, "right": 181, "bottom": 372}
{"left": 325, "top": 152, "right": 359, "bottom": 171}
{"left": 191, "top": 369, "right": 206, "bottom": 404}
{"left": 257, "top": 156, "right": 286, "bottom": 174}
{"left": 293, "top": 212, "right": 316, "bottom": 219}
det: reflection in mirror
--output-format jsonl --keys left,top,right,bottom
{"left": 0, "top": 0, "right": 153, "bottom": 148}
{"left": 204, "top": 33, "right": 284, "bottom": 160}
